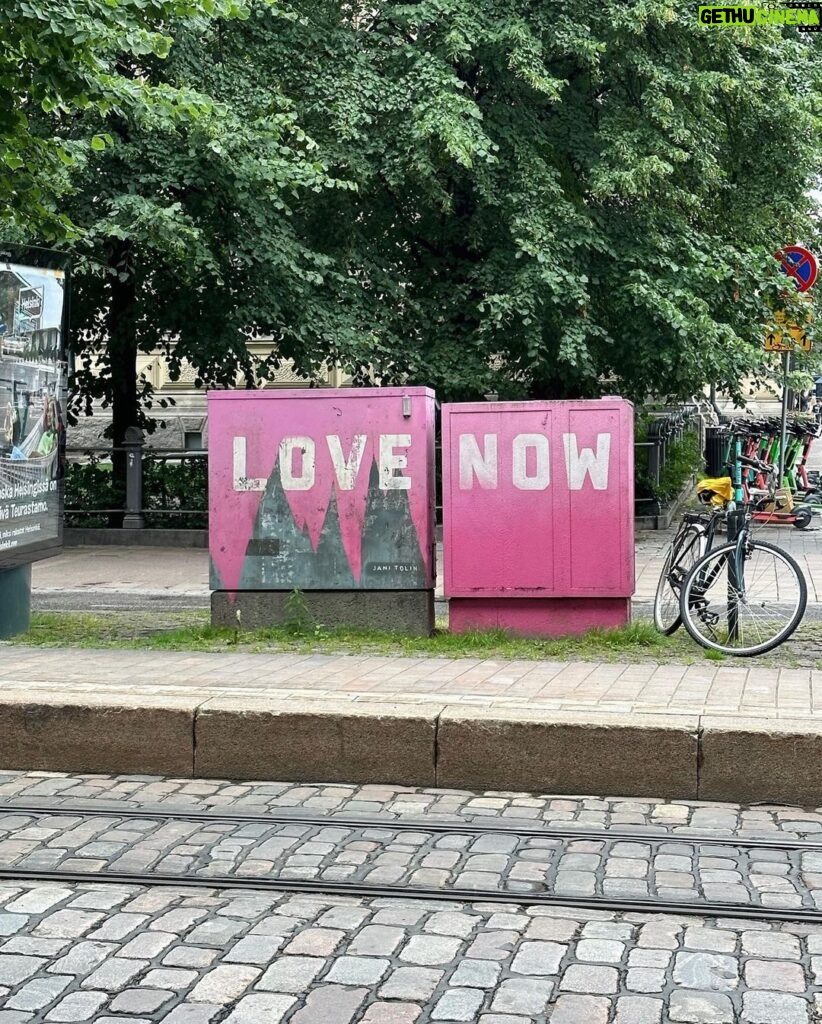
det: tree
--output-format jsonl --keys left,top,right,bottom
{"left": 0, "top": 0, "right": 254, "bottom": 240}
{"left": 36, "top": 0, "right": 822, "bottom": 499}
{"left": 250, "top": 0, "right": 822, "bottom": 404}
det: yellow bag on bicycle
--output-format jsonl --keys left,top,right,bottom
{"left": 696, "top": 476, "right": 733, "bottom": 506}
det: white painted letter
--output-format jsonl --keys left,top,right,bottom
{"left": 459, "top": 434, "right": 498, "bottom": 489}
{"left": 327, "top": 434, "right": 367, "bottom": 490}
{"left": 279, "top": 436, "right": 316, "bottom": 491}
{"left": 232, "top": 436, "right": 265, "bottom": 492}
{"left": 512, "top": 434, "right": 550, "bottom": 490}
{"left": 563, "top": 433, "right": 611, "bottom": 490}
{"left": 379, "top": 434, "right": 412, "bottom": 490}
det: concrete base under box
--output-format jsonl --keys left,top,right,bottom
{"left": 212, "top": 589, "right": 435, "bottom": 636}
{"left": 449, "top": 597, "right": 631, "bottom": 637}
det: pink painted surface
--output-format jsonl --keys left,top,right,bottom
{"left": 442, "top": 400, "right": 635, "bottom": 600}
{"left": 208, "top": 388, "right": 435, "bottom": 592}
{"left": 449, "top": 598, "right": 631, "bottom": 637}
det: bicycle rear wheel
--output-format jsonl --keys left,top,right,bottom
{"left": 653, "top": 526, "right": 705, "bottom": 635}
{"left": 679, "top": 539, "right": 807, "bottom": 656}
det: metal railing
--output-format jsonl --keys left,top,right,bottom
{"left": 635, "top": 404, "right": 705, "bottom": 515}
{"left": 65, "top": 408, "right": 707, "bottom": 527}
{"left": 64, "top": 438, "right": 208, "bottom": 528}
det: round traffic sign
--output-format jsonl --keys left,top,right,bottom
{"left": 777, "top": 245, "right": 818, "bottom": 292}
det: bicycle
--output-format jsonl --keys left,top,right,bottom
{"left": 652, "top": 505, "right": 725, "bottom": 635}
{"left": 678, "top": 458, "right": 808, "bottom": 656}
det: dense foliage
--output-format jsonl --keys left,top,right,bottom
{"left": 5, "top": 1, "right": 822, "bottom": 443}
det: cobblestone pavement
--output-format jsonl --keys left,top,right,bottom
{"left": 3, "top": 644, "right": 822, "bottom": 719}
{"left": 2, "top": 773, "right": 822, "bottom": 1022}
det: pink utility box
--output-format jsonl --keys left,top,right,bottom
{"left": 208, "top": 387, "right": 436, "bottom": 634}
{"left": 441, "top": 399, "right": 635, "bottom": 636}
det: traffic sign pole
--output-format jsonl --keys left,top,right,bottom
{"left": 779, "top": 351, "right": 791, "bottom": 488}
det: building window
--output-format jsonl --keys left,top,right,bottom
{"left": 184, "top": 431, "right": 203, "bottom": 451}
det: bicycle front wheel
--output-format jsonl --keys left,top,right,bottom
{"left": 653, "top": 526, "right": 705, "bottom": 635}
{"left": 679, "top": 539, "right": 807, "bottom": 656}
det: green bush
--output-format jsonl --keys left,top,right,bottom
{"left": 65, "top": 454, "right": 208, "bottom": 528}
{"left": 635, "top": 425, "right": 704, "bottom": 506}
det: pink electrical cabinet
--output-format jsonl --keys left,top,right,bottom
{"left": 442, "top": 399, "right": 635, "bottom": 636}
{"left": 209, "top": 387, "right": 436, "bottom": 593}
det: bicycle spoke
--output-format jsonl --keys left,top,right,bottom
{"left": 680, "top": 540, "right": 807, "bottom": 656}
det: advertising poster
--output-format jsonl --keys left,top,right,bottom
{"left": 0, "top": 261, "right": 67, "bottom": 568}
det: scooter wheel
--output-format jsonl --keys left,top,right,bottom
{"left": 794, "top": 507, "right": 814, "bottom": 529}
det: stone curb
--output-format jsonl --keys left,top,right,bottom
{"left": 0, "top": 693, "right": 821, "bottom": 804}
{"left": 193, "top": 697, "right": 443, "bottom": 787}
{"left": 436, "top": 708, "right": 700, "bottom": 799}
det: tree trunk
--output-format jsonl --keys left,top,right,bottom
{"left": 107, "top": 240, "right": 138, "bottom": 527}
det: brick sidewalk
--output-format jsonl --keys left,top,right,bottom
{"left": 2, "top": 646, "right": 820, "bottom": 720}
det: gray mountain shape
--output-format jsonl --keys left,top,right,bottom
{"left": 238, "top": 456, "right": 427, "bottom": 590}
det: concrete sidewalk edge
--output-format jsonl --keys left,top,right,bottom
{"left": 0, "top": 692, "right": 820, "bottom": 805}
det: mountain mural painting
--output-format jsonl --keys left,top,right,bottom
{"left": 208, "top": 388, "right": 436, "bottom": 593}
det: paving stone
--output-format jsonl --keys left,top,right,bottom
{"left": 379, "top": 967, "right": 444, "bottom": 1000}
{"left": 466, "top": 930, "right": 518, "bottom": 960}
{"left": 88, "top": 914, "right": 149, "bottom": 942}
{"left": 34, "top": 910, "right": 104, "bottom": 939}
{"left": 524, "top": 918, "right": 578, "bottom": 942}
{"left": 549, "top": 994, "right": 610, "bottom": 1024}
{"left": 425, "top": 912, "right": 478, "bottom": 938}
{"left": 81, "top": 956, "right": 148, "bottom": 992}
{"left": 560, "top": 964, "right": 619, "bottom": 994}
{"left": 360, "top": 1002, "right": 422, "bottom": 1024}
{"left": 110, "top": 990, "right": 174, "bottom": 1014}
{"left": 431, "top": 988, "right": 485, "bottom": 1021}
{"left": 222, "top": 994, "right": 295, "bottom": 1023}
{"left": 575, "top": 939, "right": 625, "bottom": 963}
{"left": 744, "top": 959, "right": 806, "bottom": 992}
{"left": 509, "top": 940, "right": 565, "bottom": 975}
{"left": 186, "top": 919, "right": 247, "bottom": 945}
{"left": 284, "top": 927, "right": 344, "bottom": 956}
{"left": 325, "top": 955, "right": 390, "bottom": 985}
{"left": 673, "top": 951, "right": 739, "bottom": 991}
{"left": 399, "top": 935, "right": 462, "bottom": 965}
{"left": 669, "top": 990, "right": 735, "bottom": 1023}
{"left": 491, "top": 979, "right": 554, "bottom": 1015}
{"left": 257, "top": 956, "right": 324, "bottom": 994}
{"left": 478, "top": 1017, "right": 531, "bottom": 1024}
{"left": 450, "top": 959, "right": 501, "bottom": 988}
{"left": 0, "top": 914, "right": 27, "bottom": 937}
{"left": 289, "top": 985, "right": 367, "bottom": 1024}
{"left": 627, "top": 967, "right": 665, "bottom": 992}
{"left": 4, "top": 890, "right": 73, "bottom": 914}
{"left": 0, "top": 955, "right": 47, "bottom": 985}
{"left": 188, "top": 964, "right": 261, "bottom": 1003}
{"left": 156, "top": 1005, "right": 222, "bottom": 1024}
{"left": 349, "top": 925, "right": 405, "bottom": 956}
{"left": 7, "top": 976, "right": 72, "bottom": 1011}
{"left": 613, "top": 995, "right": 663, "bottom": 1024}
{"left": 741, "top": 932, "right": 801, "bottom": 959}
{"left": 683, "top": 928, "right": 737, "bottom": 954}
{"left": 49, "top": 940, "right": 115, "bottom": 977}
{"left": 628, "top": 949, "right": 672, "bottom": 968}
{"left": 141, "top": 967, "right": 198, "bottom": 989}
{"left": 116, "top": 932, "right": 176, "bottom": 959}
{"left": 316, "top": 907, "right": 371, "bottom": 930}
{"left": 741, "top": 991, "right": 810, "bottom": 1023}
{"left": 222, "top": 936, "right": 283, "bottom": 964}
{"left": 44, "top": 991, "right": 108, "bottom": 1021}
